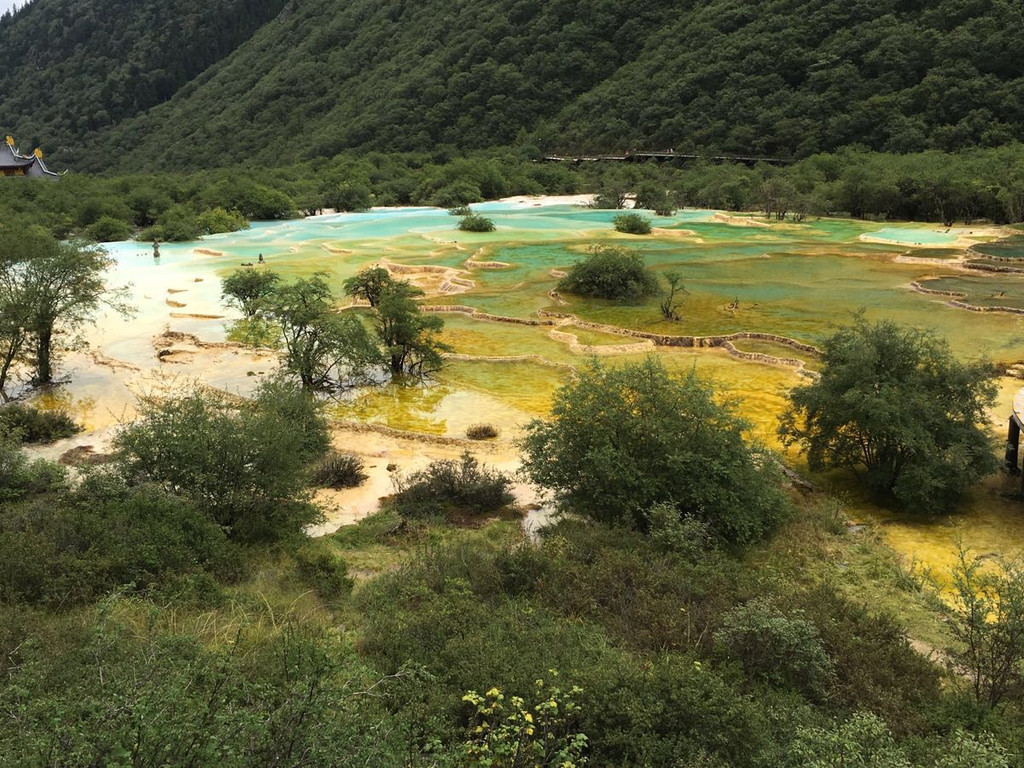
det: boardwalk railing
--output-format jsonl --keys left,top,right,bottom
{"left": 541, "top": 150, "right": 794, "bottom": 165}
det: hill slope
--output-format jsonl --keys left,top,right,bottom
{"left": 3, "top": 0, "right": 1024, "bottom": 171}
{"left": 80, "top": 0, "right": 678, "bottom": 171}
{"left": 546, "top": 0, "right": 1024, "bottom": 156}
{"left": 0, "top": 0, "right": 289, "bottom": 163}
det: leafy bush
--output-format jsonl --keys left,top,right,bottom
{"left": 0, "top": 477, "right": 239, "bottom": 606}
{"left": 0, "top": 404, "right": 80, "bottom": 443}
{"left": 461, "top": 678, "right": 588, "bottom": 767}
{"left": 779, "top": 318, "right": 997, "bottom": 513}
{"left": 613, "top": 212, "right": 652, "bottom": 234}
{"left": 0, "top": 435, "right": 66, "bottom": 501}
{"left": 293, "top": 543, "right": 354, "bottom": 599}
{"left": 458, "top": 214, "right": 496, "bottom": 232}
{"left": 791, "top": 585, "right": 941, "bottom": 731}
{"left": 645, "top": 502, "right": 715, "bottom": 559}
{"left": 0, "top": 617, "right": 407, "bottom": 765}
{"left": 466, "top": 423, "right": 500, "bottom": 440}
{"left": 947, "top": 548, "right": 1024, "bottom": 709}
{"left": 355, "top": 537, "right": 770, "bottom": 766}
{"left": 520, "top": 358, "right": 789, "bottom": 544}
{"left": 714, "top": 597, "right": 835, "bottom": 699}
{"left": 448, "top": 205, "right": 472, "bottom": 216}
{"left": 311, "top": 452, "right": 367, "bottom": 488}
{"left": 113, "top": 379, "right": 330, "bottom": 542}
{"left": 557, "top": 244, "right": 659, "bottom": 300}
{"left": 85, "top": 215, "right": 132, "bottom": 242}
{"left": 391, "top": 452, "right": 514, "bottom": 519}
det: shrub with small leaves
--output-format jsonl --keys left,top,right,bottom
{"left": 612, "top": 212, "right": 652, "bottom": 235}
{"left": 0, "top": 404, "right": 81, "bottom": 444}
{"left": 459, "top": 214, "right": 496, "bottom": 232}
{"left": 466, "top": 423, "right": 500, "bottom": 440}
{"left": 391, "top": 451, "right": 514, "bottom": 519}
{"left": 715, "top": 597, "right": 835, "bottom": 699}
{"left": 311, "top": 452, "right": 367, "bottom": 489}
{"left": 293, "top": 544, "right": 354, "bottom": 599}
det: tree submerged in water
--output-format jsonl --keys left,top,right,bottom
{"left": 613, "top": 212, "right": 652, "bottom": 235}
{"left": 0, "top": 228, "right": 129, "bottom": 392}
{"left": 222, "top": 266, "right": 450, "bottom": 388}
{"left": 458, "top": 213, "right": 496, "bottom": 232}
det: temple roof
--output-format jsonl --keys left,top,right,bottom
{"left": 0, "top": 157, "right": 36, "bottom": 170}
{"left": 0, "top": 139, "right": 59, "bottom": 178}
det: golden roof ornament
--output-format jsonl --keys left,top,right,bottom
{"left": 4, "top": 136, "right": 13, "bottom": 147}
{"left": 33, "top": 148, "right": 42, "bottom": 159}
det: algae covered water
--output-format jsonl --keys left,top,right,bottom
{"left": 63, "top": 201, "right": 1024, "bottom": 567}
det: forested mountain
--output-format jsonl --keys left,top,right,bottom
{"left": 0, "top": 0, "right": 289, "bottom": 159}
{"left": 548, "top": 0, "right": 1024, "bottom": 157}
{"left": 2, "top": 0, "right": 1024, "bottom": 171}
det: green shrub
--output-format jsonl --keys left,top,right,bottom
{"left": 520, "top": 358, "right": 789, "bottom": 544}
{"left": 785, "top": 712, "right": 911, "bottom": 768}
{"left": 0, "top": 436, "right": 66, "bottom": 501}
{"left": 0, "top": 617, "right": 406, "bottom": 765}
{"left": 466, "top": 423, "right": 499, "bottom": 440}
{"left": 458, "top": 214, "right": 496, "bottom": 232}
{"left": 113, "top": 379, "right": 330, "bottom": 542}
{"left": 790, "top": 585, "right": 941, "bottom": 731}
{"left": 714, "top": 597, "right": 835, "bottom": 699}
{"left": 293, "top": 543, "right": 353, "bottom": 599}
{"left": 391, "top": 452, "right": 514, "bottom": 519}
{"left": 557, "top": 244, "right": 659, "bottom": 300}
{"left": 310, "top": 452, "right": 367, "bottom": 488}
{"left": 85, "top": 215, "right": 132, "bottom": 242}
{"left": 613, "top": 212, "right": 652, "bottom": 234}
{"left": 0, "top": 476, "right": 239, "bottom": 606}
{"left": 646, "top": 502, "right": 716, "bottom": 559}
{"left": 536, "top": 519, "right": 739, "bottom": 654}
{"left": 448, "top": 205, "right": 472, "bottom": 216}
{"left": 0, "top": 404, "right": 80, "bottom": 443}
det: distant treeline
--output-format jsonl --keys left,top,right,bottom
{"left": 4, "top": 145, "right": 1024, "bottom": 242}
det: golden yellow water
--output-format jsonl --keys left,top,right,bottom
{"left": 30, "top": 202, "right": 1024, "bottom": 572}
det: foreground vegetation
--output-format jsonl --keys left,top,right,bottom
{"left": 1, "top": 343, "right": 1023, "bottom": 764}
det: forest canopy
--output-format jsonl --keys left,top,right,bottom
{"left": 2, "top": 0, "right": 1023, "bottom": 170}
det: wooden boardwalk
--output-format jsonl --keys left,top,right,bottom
{"left": 541, "top": 150, "right": 794, "bottom": 165}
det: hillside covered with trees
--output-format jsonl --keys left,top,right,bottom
{"left": 0, "top": 0, "right": 289, "bottom": 160}
{"left": 2, "top": 0, "right": 1023, "bottom": 171}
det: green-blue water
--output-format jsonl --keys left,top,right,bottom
{"left": 82, "top": 202, "right": 1024, "bottom": 568}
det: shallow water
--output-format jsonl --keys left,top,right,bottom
{"left": 35, "top": 202, "right": 1024, "bottom": 570}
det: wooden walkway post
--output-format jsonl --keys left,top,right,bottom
{"left": 1007, "top": 416, "right": 1020, "bottom": 474}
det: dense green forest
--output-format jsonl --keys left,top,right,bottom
{"left": 3, "top": 145, "right": 1024, "bottom": 244}
{"left": 2, "top": 0, "right": 1024, "bottom": 170}
{"left": 0, "top": 0, "right": 288, "bottom": 159}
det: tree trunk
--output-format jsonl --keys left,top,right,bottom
{"left": 390, "top": 351, "right": 404, "bottom": 374}
{"left": 34, "top": 326, "right": 53, "bottom": 384}
{"left": 0, "top": 333, "right": 23, "bottom": 393}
